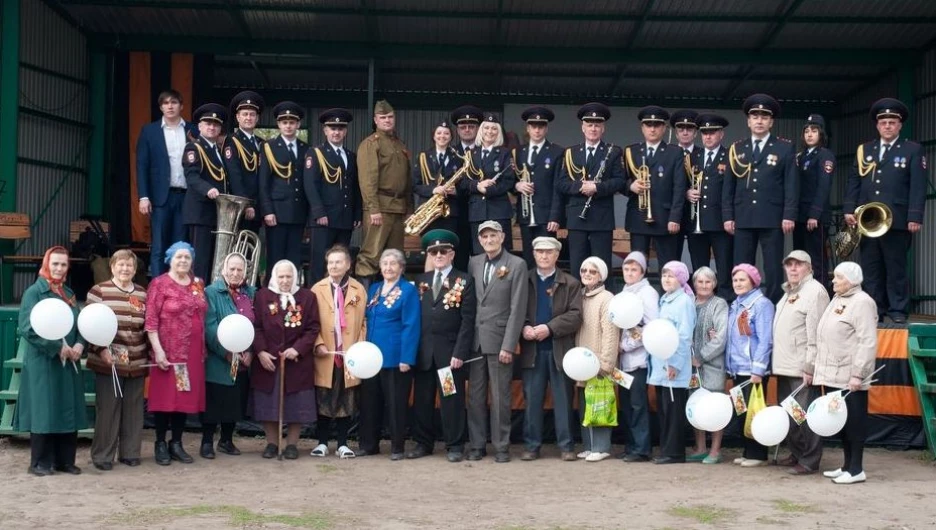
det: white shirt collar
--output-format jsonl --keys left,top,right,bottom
{"left": 585, "top": 141, "right": 600, "bottom": 149}
{"left": 751, "top": 133, "right": 771, "bottom": 145}
{"left": 329, "top": 143, "right": 344, "bottom": 151}
{"left": 681, "top": 144, "right": 695, "bottom": 153}
{"left": 529, "top": 140, "right": 545, "bottom": 150}
{"left": 645, "top": 141, "right": 661, "bottom": 150}
{"left": 434, "top": 265, "right": 453, "bottom": 279}
{"left": 537, "top": 268, "right": 557, "bottom": 281}
{"left": 161, "top": 117, "right": 185, "bottom": 129}
{"left": 705, "top": 147, "right": 718, "bottom": 159}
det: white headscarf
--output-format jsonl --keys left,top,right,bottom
{"left": 834, "top": 261, "right": 863, "bottom": 285}
{"left": 267, "top": 259, "right": 300, "bottom": 309}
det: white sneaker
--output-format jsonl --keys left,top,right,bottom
{"left": 585, "top": 452, "right": 610, "bottom": 462}
{"left": 310, "top": 443, "right": 328, "bottom": 457}
{"left": 740, "top": 459, "right": 767, "bottom": 467}
{"left": 577, "top": 450, "right": 591, "bottom": 459}
{"left": 733, "top": 457, "right": 746, "bottom": 465}
{"left": 822, "top": 468, "right": 844, "bottom": 478}
{"left": 832, "top": 471, "right": 866, "bottom": 484}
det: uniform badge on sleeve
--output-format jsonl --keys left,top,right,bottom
{"left": 224, "top": 146, "right": 232, "bottom": 160}
{"left": 186, "top": 151, "right": 196, "bottom": 163}
{"left": 823, "top": 160, "right": 834, "bottom": 174}
{"left": 305, "top": 156, "right": 313, "bottom": 169}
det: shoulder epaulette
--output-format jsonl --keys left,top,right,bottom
{"left": 777, "top": 136, "right": 792, "bottom": 143}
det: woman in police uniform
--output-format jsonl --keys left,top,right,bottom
{"left": 412, "top": 120, "right": 461, "bottom": 235}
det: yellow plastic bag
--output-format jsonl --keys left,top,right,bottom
{"left": 743, "top": 382, "right": 765, "bottom": 439}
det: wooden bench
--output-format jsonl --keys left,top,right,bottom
{"left": 0, "top": 213, "right": 32, "bottom": 304}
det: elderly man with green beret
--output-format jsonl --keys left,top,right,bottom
{"left": 355, "top": 100, "right": 412, "bottom": 286}
{"left": 406, "top": 229, "right": 477, "bottom": 463}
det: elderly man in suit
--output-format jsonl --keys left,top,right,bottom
{"left": 520, "top": 236, "right": 583, "bottom": 461}
{"left": 407, "top": 230, "right": 477, "bottom": 463}
{"left": 467, "top": 221, "right": 528, "bottom": 463}
{"left": 136, "top": 89, "right": 197, "bottom": 278}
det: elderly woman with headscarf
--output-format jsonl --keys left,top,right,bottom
{"left": 648, "top": 261, "right": 696, "bottom": 465}
{"left": 808, "top": 262, "right": 878, "bottom": 485}
{"left": 726, "top": 263, "right": 775, "bottom": 468}
{"left": 574, "top": 256, "right": 620, "bottom": 462}
{"left": 309, "top": 245, "right": 368, "bottom": 459}
{"left": 15, "top": 246, "right": 86, "bottom": 476}
{"left": 360, "top": 248, "right": 420, "bottom": 460}
{"left": 688, "top": 266, "right": 729, "bottom": 464}
{"left": 252, "top": 259, "right": 320, "bottom": 460}
{"left": 86, "top": 249, "right": 148, "bottom": 471}
{"left": 201, "top": 252, "right": 256, "bottom": 459}
{"left": 145, "top": 241, "right": 208, "bottom": 466}
{"left": 618, "top": 251, "right": 657, "bottom": 462}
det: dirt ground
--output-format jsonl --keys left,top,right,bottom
{"left": 0, "top": 433, "right": 933, "bottom": 530}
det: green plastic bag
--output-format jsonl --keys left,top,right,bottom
{"left": 743, "top": 383, "right": 766, "bottom": 439}
{"left": 583, "top": 377, "right": 618, "bottom": 427}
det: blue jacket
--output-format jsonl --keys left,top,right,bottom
{"left": 365, "top": 280, "right": 421, "bottom": 367}
{"left": 135, "top": 119, "right": 197, "bottom": 207}
{"left": 648, "top": 289, "right": 696, "bottom": 389}
{"left": 726, "top": 289, "right": 774, "bottom": 377}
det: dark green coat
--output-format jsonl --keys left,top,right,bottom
{"left": 204, "top": 279, "right": 256, "bottom": 386}
{"left": 14, "top": 278, "right": 88, "bottom": 433}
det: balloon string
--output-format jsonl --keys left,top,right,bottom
{"left": 111, "top": 360, "right": 123, "bottom": 398}
{"left": 841, "top": 365, "right": 885, "bottom": 399}
{"left": 60, "top": 338, "right": 78, "bottom": 373}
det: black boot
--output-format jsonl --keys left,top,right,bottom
{"left": 169, "top": 441, "right": 194, "bottom": 464}
{"left": 154, "top": 441, "right": 171, "bottom": 466}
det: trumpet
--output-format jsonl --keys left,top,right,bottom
{"left": 625, "top": 147, "right": 653, "bottom": 223}
{"left": 685, "top": 155, "right": 703, "bottom": 234}
{"left": 514, "top": 152, "right": 536, "bottom": 226}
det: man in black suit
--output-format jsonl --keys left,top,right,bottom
{"left": 513, "top": 106, "right": 564, "bottom": 267}
{"left": 304, "top": 108, "right": 361, "bottom": 285}
{"left": 555, "top": 102, "right": 626, "bottom": 274}
{"left": 407, "top": 229, "right": 477, "bottom": 463}
{"left": 723, "top": 94, "right": 798, "bottom": 303}
{"left": 182, "top": 103, "right": 229, "bottom": 281}
{"left": 844, "top": 98, "right": 927, "bottom": 324}
{"left": 259, "top": 101, "right": 309, "bottom": 274}
{"left": 624, "top": 106, "right": 687, "bottom": 270}
{"left": 223, "top": 90, "right": 265, "bottom": 235}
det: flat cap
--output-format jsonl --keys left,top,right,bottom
{"left": 477, "top": 220, "right": 503, "bottom": 233}
{"left": 532, "top": 236, "right": 562, "bottom": 251}
{"left": 783, "top": 249, "right": 812, "bottom": 265}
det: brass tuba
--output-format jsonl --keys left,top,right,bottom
{"left": 404, "top": 151, "right": 476, "bottom": 236}
{"left": 832, "top": 201, "right": 892, "bottom": 259}
{"left": 210, "top": 194, "right": 262, "bottom": 285}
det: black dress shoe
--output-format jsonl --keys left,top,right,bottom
{"left": 283, "top": 445, "right": 299, "bottom": 460}
{"left": 892, "top": 315, "right": 908, "bottom": 324}
{"left": 154, "top": 441, "right": 171, "bottom": 466}
{"left": 118, "top": 458, "right": 141, "bottom": 467}
{"left": 405, "top": 445, "right": 431, "bottom": 459}
{"left": 466, "top": 449, "right": 484, "bottom": 461}
{"left": 93, "top": 462, "right": 113, "bottom": 471}
{"left": 389, "top": 452, "right": 405, "bottom": 461}
{"left": 262, "top": 443, "right": 278, "bottom": 459}
{"left": 217, "top": 440, "right": 241, "bottom": 455}
{"left": 54, "top": 464, "right": 82, "bottom": 475}
{"left": 653, "top": 456, "right": 686, "bottom": 465}
{"left": 623, "top": 454, "right": 650, "bottom": 463}
{"left": 355, "top": 448, "right": 379, "bottom": 457}
{"left": 494, "top": 451, "right": 511, "bottom": 463}
{"left": 447, "top": 451, "right": 464, "bottom": 463}
{"left": 169, "top": 441, "right": 194, "bottom": 463}
{"left": 27, "top": 465, "right": 53, "bottom": 477}
{"left": 200, "top": 442, "right": 216, "bottom": 459}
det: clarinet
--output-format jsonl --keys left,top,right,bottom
{"left": 578, "top": 144, "right": 615, "bottom": 220}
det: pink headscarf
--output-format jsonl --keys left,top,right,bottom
{"left": 662, "top": 261, "right": 694, "bottom": 297}
{"left": 731, "top": 263, "right": 762, "bottom": 288}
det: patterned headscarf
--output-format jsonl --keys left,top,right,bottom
{"left": 39, "top": 246, "right": 75, "bottom": 306}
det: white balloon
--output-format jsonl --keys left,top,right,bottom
{"left": 695, "top": 392, "right": 733, "bottom": 432}
{"left": 751, "top": 405, "right": 791, "bottom": 446}
{"left": 217, "top": 314, "right": 255, "bottom": 353}
{"left": 30, "top": 298, "right": 74, "bottom": 341}
{"left": 562, "top": 347, "right": 601, "bottom": 382}
{"left": 685, "top": 388, "right": 711, "bottom": 430}
{"left": 806, "top": 394, "right": 849, "bottom": 437}
{"left": 608, "top": 292, "right": 643, "bottom": 330}
{"left": 77, "top": 303, "right": 118, "bottom": 347}
{"left": 643, "top": 319, "right": 679, "bottom": 361}
{"left": 345, "top": 341, "right": 383, "bottom": 379}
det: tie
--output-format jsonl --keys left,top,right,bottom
{"left": 586, "top": 146, "right": 595, "bottom": 165}
{"left": 646, "top": 146, "right": 655, "bottom": 159}
{"left": 530, "top": 145, "right": 539, "bottom": 165}
{"left": 483, "top": 261, "right": 493, "bottom": 288}
{"left": 752, "top": 139, "right": 762, "bottom": 159}
{"left": 705, "top": 151, "right": 714, "bottom": 169}
{"left": 432, "top": 271, "right": 443, "bottom": 299}
{"left": 482, "top": 149, "right": 490, "bottom": 160}
{"left": 438, "top": 153, "right": 445, "bottom": 167}
{"left": 336, "top": 147, "right": 347, "bottom": 169}
{"left": 287, "top": 142, "right": 296, "bottom": 159}
{"left": 880, "top": 143, "right": 891, "bottom": 161}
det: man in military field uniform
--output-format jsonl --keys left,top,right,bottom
{"left": 355, "top": 100, "right": 411, "bottom": 283}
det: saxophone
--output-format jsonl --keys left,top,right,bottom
{"left": 404, "top": 151, "right": 476, "bottom": 236}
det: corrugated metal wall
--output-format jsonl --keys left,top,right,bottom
{"left": 914, "top": 49, "right": 936, "bottom": 315}
{"left": 13, "top": 0, "right": 90, "bottom": 297}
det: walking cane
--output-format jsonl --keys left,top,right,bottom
{"left": 277, "top": 353, "right": 286, "bottom": 461}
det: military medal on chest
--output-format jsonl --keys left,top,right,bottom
{"left": 766, "top": 154, "right": 778, "bottom": 166}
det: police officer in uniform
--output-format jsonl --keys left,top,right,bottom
{"left": 182, "top": 103, "right": 229, "bottom": 281}
{"left": 304, "top": 108, "right": 361, "bottom": 285}
{"left": 723, "top": 94, "right": 798, "bottom": 303}
{"left": 671, "top": 110, "right": 700, "bottom": 155}
{"left": 355, "top": 100, "right": 411, "bottom": 283}
{"left": 513, "top": 106, "right": 563, "bottom": 268}
{"left": 685, "top": 114, "right": 734, "bottom": 299}
{"left": 259, "top": 101, "right": 309, "bottom": 274}
{"left": 794, "top": 114, "right": 834, "bottom": 287}
{"left": 223, "top": 90, "right": 265, "bottom": 235}
{"left": 457, "top": 112, "right": 515, "bottom": 255}
{"left": 624, "top": 106, "right": 687, "bottom": 270}
{"left": 555, "top": 102, "right": 625, "bottom": 274}
{"left": 407, "top": 229, "right": 476, "bottom": 463}
{"left": 844, "top": 98, "right": 926, "bottom": 324}
{"left": 449, "top": 106, "right": 483, "bottom": 265}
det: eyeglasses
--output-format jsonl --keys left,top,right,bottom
{"left": 428, "top": 248, "right": 450, "bottom": 256}
{"left": 580, "top": 268, "right": 599, "bottom": 275}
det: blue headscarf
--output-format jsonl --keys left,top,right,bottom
{"left": 164, "top": 241, "right": 195, "bottom": 264}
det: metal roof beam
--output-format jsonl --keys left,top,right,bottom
{"left": 608, "top": 0, "right": 656, "bottom": 93}
{"left": 88, "top": 36, "right": 918, "bottom": 66}
{"left": 57, "top": 1, "right": 936, "bottom": 24}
